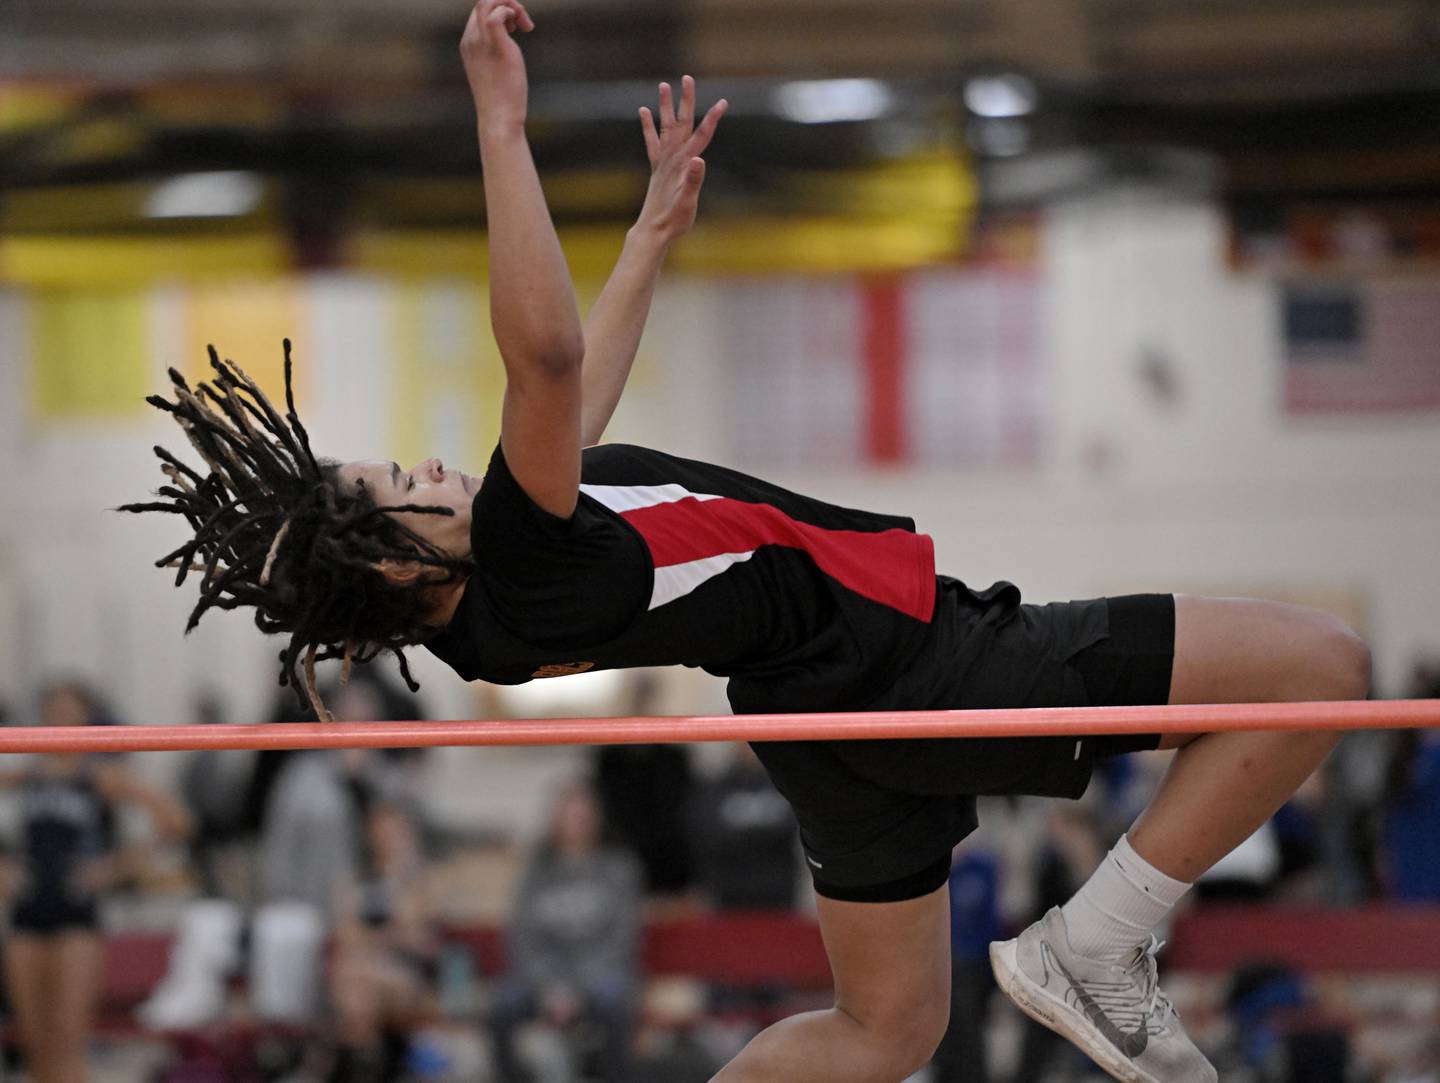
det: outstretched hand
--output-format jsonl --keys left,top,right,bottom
{"left": 636, "top": 76, "right": 727, "bottom": 244}
{"left": 460, "top": 0, "right": 536, "bottom": 133}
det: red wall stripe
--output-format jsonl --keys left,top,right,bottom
{"left": 862, "top": 276, "right": 907, "bottom": 464}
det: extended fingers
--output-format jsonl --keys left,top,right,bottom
{"left": 646, "top": 78, "right": 725, "bottom": 166}
{"left": 687, "top": 97, "right": 728, "bottom": 155}
{"left": 639, "top": 107, "right": 660, "bottom": 166}
{"left": 677, "top": 75, "right": 695, "bottom": 129}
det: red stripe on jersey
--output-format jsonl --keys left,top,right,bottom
{"left": 620, "top": 497, "right": 936, "bottom": 623}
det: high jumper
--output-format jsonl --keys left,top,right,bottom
{"left": 122, "top": 3, "right": 1373, "bottom": 1080}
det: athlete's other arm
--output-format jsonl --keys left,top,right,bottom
{"left": 579, "top": 77, "right": 726, "bottom": 447}
{"left": 461, "top": 0, "right": 584, "bottom": 517}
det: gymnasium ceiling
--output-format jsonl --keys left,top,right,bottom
{"left": 3, "top": 0, "right": 1440, "bottom": 240}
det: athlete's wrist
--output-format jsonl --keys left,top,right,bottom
{"left": 626, "top": 219, "right": 673, "bottom": 257}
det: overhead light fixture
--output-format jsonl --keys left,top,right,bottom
{"left": 773, "top": 79, "right": 895, "bottom": 124}
{"left": 964, "top": 74, "right": 1037, "bottom": 119}
{"left": 145, "top": 171, "right": 263, "bottom": 219}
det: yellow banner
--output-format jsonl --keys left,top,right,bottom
{"left": 30, "top": 288, "right": 151, "bottom": 420}
{"left": 1, "top": 234, "right": 288, "bottom": 289}
{"left": 390, "top": 280, "right": 506, "bottom": 471}
{"left": 182, "top": 280, "right": 301, "bottom": 406}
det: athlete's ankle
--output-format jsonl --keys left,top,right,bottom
{"left": 1059, "top": 834, "right": 1191, "bottom": 964}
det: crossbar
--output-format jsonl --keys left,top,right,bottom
{"left": 0, "top": 699, "right": 1434, "bottom": 754}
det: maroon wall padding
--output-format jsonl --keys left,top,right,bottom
{"left": 97, "top": 903, "right": 1440, "bottom": 1013}
{"left": 1167, "top": 905, "right": 1440, "bottom": 973}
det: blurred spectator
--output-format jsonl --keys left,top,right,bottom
{"left": 1218, "top": 962, "right": 1350, "bottom": 1083}
{"left": 1317, "top": 727, "right": 1396, "bottom": 904}
{"left": 243, "top": 665, "right": 426, "bottom": 851}
{"left": 143, "top": 669, "right": 429, "bottom": 1035}
{"left": 1, "top": 680, "right": 192, "bottom": 1083}
{"left": 257, "top": 749, "right": 367, "bottom": 915}
{"left": 178, "top": 689, "right": 257, "bottom": 900}
{"left": 328, "top": 800, "right": 439, "bottom": 1083}
{"left": 931, "top": 842, "right": 1001, "bottom": 1083}
{"left": 593, "top": 675, "right": 695, "bottom": 902}
{"left": 252, "top": 673, "right": 427, "bottom": 1025}
{"left": 690, "top": 743, "right": 799, "bottom": 911}
{"left": 1381, "top": 660, "right": 1440, "bottom": 900}
{"left": 1390, "top": 1035, "right": 1440, "bottom": 1083}
{"left": 489, "top": 779, "right": 643, "bottom": 1083}
{"left": 1268, "top": 790, "right": 1324, "bottom": 901}
{"left": 258, "top": 672, "right": 426, "bottom": 914}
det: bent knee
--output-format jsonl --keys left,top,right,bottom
{"left": 1312, "top": 616, "right": 1371, "bottom": 701}
{"left": 847, "top": 995, "right": 950, "bottom": 1077}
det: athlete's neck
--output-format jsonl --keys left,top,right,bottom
{"left": 424, "top": 576, "right": 470, "bottom": 628}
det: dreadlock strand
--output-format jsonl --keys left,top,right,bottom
{"left": 216, "top": 350, "right": 308, "bottom": 468}
{"left": 281, "top": 339, "right": 320, "bottom": 471}
{"left": 161, "top": 466, "right": 196, "bottom": 495}
{"left": 118, "top": 501, "right": 192, "bottom": 516}
{"left": 259, "top": 518, "right": 292, "bottom": 587}
{"left": 303, "top": 643, "right": 333, "bottom": 722}
{"left": 180, "top": 387, "right": 263, "bottom": 489}
{"left": 392, "top": 647, "right": 421, "bottom": 693}
{"left": 152, "top": 445, "right": 205, "bottom": 480}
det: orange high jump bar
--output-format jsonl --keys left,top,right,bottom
{"left": 0, "top": 700, "right": 1435, "bottom": 755}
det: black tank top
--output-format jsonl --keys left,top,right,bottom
{"left": 20, "top": 767, "right": 112, "bottom": 899}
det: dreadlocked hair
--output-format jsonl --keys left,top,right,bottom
{"left": 119, "top": 341, "right": 472, "bottom": 720}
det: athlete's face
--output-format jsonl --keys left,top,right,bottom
{"left": 335, "top": 457, "right": 479, "bottom": 560}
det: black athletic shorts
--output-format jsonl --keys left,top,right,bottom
{"left": 10, "top": 892, "right": 101, "bottom": 936}
{"left": 750, "top": 580, "right": 1174, "bottom": 904}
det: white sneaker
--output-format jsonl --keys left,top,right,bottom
{"left": 989, "top": 907, "right": 1217, "bottom": 1083}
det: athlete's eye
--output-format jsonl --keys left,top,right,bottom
{"left": 407, "top": 477, "right": 416, "bottom": 491}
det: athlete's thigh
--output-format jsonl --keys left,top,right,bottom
{"left": 1169, "top": 593, "right": 1366, "bottom": 709}
{"left": 816, "top": 883, "right": 951, "bottom": 1033}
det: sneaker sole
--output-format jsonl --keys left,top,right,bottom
{"left": 989, "top": 937, "right": 1160, "bottom": 1083}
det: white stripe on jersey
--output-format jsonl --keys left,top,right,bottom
{"left": 650, "top": 551, "right": 756, "bottom": 610}
{"left": 580, "top": 482, "right": 747, "bottom": 610}
{"left": 579, "top": 482, "right": 722, "bottom": 513}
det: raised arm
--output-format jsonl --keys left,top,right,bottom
{"left": 580, "top": 76, "right": 726, "bottom": 446}
{"left": 461, "top": 0, "right": 585, "bottom": 517}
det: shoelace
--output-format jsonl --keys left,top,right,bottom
{"left": 1120, "top": 935, "right": 1175, "bottom": 1033}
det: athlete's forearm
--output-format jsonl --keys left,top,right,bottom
{"left": 580, "top": 223, "right": 669, "bottom": 445}
{"left": 479, "top": 123, "right": 586, "bottom": 376}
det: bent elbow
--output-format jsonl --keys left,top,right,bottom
{"left": 500, "top": 334, "right": 585, "bottom": 380}
{"left": 539, "top": 335, "right": 585, "bottom": 374}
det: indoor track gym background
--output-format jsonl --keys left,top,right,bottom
{"left": 1, "top": 1, "right": 1439, "bottom": 1080}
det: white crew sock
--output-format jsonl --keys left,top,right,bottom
{"left": 1058, "top": 833, "right": 1191, "bottom": 964}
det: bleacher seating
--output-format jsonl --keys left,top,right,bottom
{"left": 29, "top": 904, "right": 1440, "bottom": 1045}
